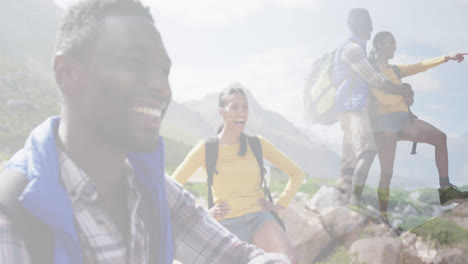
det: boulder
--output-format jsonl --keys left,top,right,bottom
{"left": 399, "top": 232, "right": 425, "bottom": 264}
{"left": 335, "top": 175, "right": 352, "bottom": 194}
{"left": 350, "top": 237, "right": 402, "bottom": 264}
{"left": 414, "top": 237, "right": 438, "bottom": 263}
{"left": 320, "top": 206, "right": 366, "bottom": 239}
{"left": 305, "top": 186, "right": 347, "bottom": 210}
{"left": 439, "top": 201, "right": 468, "bottom": 230}
{"left": 279, "top": 202, "right": 332, "bottom": 263}
{"left": 433, "top": 247, "right": 468, "bottom": 264}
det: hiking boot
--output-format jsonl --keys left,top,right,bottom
{"left": 439, "top": 185, "right": 468, "bottom": 206}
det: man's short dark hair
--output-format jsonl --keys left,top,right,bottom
{"left": 347, "top": 8, "right": 370, "bottom": 32}
{"left": 55, "top": 0, "right": 154, "bottom": 60}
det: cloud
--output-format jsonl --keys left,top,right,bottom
{"left": 170, "top": 67, "right": 234, "bottom": 102}
{"left": 171, "top": 44, "right": 316, "bottom": 122}
{"left": 426, "top": 104, "right": 447, "bottom": 111}
{"left": 146, "top": 0, "right": 318, "bottom": 26}
{"left": 170, "top": 44, "right": 346, "bottom": 146}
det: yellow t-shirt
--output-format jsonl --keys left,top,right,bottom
{"left": 371, "top": 56, "right": 446, "bottom": 115}
{"left": 172, "top": 135, "right": 305, "bottom": 219}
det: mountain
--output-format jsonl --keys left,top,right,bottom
{"left": 162, "top": 89, "right": 341, "bottom": 178}
{"left": 0, "top": 0, "right": 63, "bottom": 158}
{"left": 0, "top": 0, "right": 63, "bottom": 65}
{"left": 0, "top": 54, "right": 60, "bottom": 157}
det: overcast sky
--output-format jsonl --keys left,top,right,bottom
{"left": 55, "top": 0, "right": 468, "bottom": 145}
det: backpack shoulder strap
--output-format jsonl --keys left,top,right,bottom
{"left": 391, "top": 65, "right": 401, "bottom": 79}
{"left": 245, "top": 136, "right": 287, "bottom": 230}
{"left": 246, "top": 135, "right": 275, "bottom": 203}
{"left": 204, "top": 137, "right": 219, "bottom": 209}
{"left": 245, "top": 135, "right": 264, "bottom": 175}
{"left": 0, "top": 170, "right": 53, "bottom": 264}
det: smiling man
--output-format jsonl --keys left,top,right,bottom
{"left": 0, "top": 0, "right": 290, "bottom": 263}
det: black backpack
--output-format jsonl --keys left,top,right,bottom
{"left": 204, "top": 134, "right": 285, "bottom": 230}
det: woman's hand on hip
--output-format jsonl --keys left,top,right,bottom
{"left": 258, "top": 198, "right": 285, "bottom": 213}
{"left": 209, "top": 201, "right": 231, "bottom": 220}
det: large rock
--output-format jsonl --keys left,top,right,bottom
{"left": 399, "top": 232, "right": 426, "bottom": 264}
{"left": 279, "top": 202, "right": 332, "bottom": 263}
{"left": 414, "top": 237, "right": 438, "bottom": 263}
{"left": 439, "top": 201, "right": 468, "bottom": 230}
{"left": 320, "top": 206, "right": 367, "bottom": 239}
{"left": 350, "top": 237, "right": 402, "bottom": 264}
{"left": 433, "top": 246, "right": 468, "bottom": 264}
{"left": 305, "top": 186, "right": 347, "bottom": 210}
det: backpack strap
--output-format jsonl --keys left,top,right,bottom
{"left": 245, "top": 135, "right": 286, "bottom": 230}
{"left": 245, "top": 135, "right": 275, "bottom": 203}
{"left": 0, "top": 170, "right": 53, "bottom": 264}
{"left": 204, "top": 137, "right": 219, "bottom": 209}
{"left": 391, "top": 65, "right": 401, "bottom": 79}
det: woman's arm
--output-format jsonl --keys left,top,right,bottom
{"left": 398, "top": 56, "right": 447, "bottom": 78}
{"left": 172, "top": 141, "right": 206, "bottom": 185}
{"left": 259, "top": 136, "right": 305, "bottom": 208}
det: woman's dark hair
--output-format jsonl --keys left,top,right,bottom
{"left": 217, "top": 84, "right": 248, "bottom": 157}
{"left": 368, "top": 31, "right": 394, "bottom": 64}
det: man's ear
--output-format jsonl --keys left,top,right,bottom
{"left": 53, "top": 54, "right": 81, "bottom": 94}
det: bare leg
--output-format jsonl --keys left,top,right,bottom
{"left": 375, "top": 131, "right": 398, "bottom": 215}
{"left": 399, "top": 119, "right": 448, "bottom": 178}
{"left": 252, "top": 220, "right": 298, "bottom": 264}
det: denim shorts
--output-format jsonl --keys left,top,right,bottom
{"left": 372, "top": 112, "right": 411, "bottom": 133}
{"left": 218, "top": 211, "right": 276, "bottom": 243}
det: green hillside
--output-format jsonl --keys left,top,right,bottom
{"left": 164, "top": 137, "right": 194, "bottom": 174}
{"left": 0, "top": 53, "right": 59, "bottom": 157}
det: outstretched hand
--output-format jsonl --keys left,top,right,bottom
{"left": 209, "top": 201, "right": 231, "bottom": 219}
{"left": 446, "top": 53, "right": 468, "bottom": 63}
{"left": 257, "top": 198, "right": 285, "bottom": 213}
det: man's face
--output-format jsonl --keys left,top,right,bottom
{"left": 76, "top": 16, "right": 172, "bottom": 152}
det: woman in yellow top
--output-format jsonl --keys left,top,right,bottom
{"left": 369, "top": 31, "right": 467, "bottom": 217}
{"left": 172, "top": 85, "right": 304, "bottom": 263}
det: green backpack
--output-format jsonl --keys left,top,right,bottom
{"left": 303, "top": 51, "right": 338, "bottom": 126}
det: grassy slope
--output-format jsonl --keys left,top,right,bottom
{"left": 0, "top": 54, "right": 59, "bottom": 156}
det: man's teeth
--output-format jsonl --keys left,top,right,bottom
{"left": 133, "top": 106, "right": 162, "bottom": 117}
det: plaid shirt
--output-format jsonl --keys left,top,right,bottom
{"left": 339, "top": 41, "right": 385, "bottom": 88}
{"left": 0, "top": 151, "right": 290, "bottom": 264}
{"left": 334, "top": 37, "right": 386, "bottom": 112}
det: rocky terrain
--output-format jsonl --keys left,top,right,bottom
{"left": 174, "top": 177, "right": 468, "bottom": 264}
{"left": 280, "top": 179, "right": 468, "bottom": 263}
